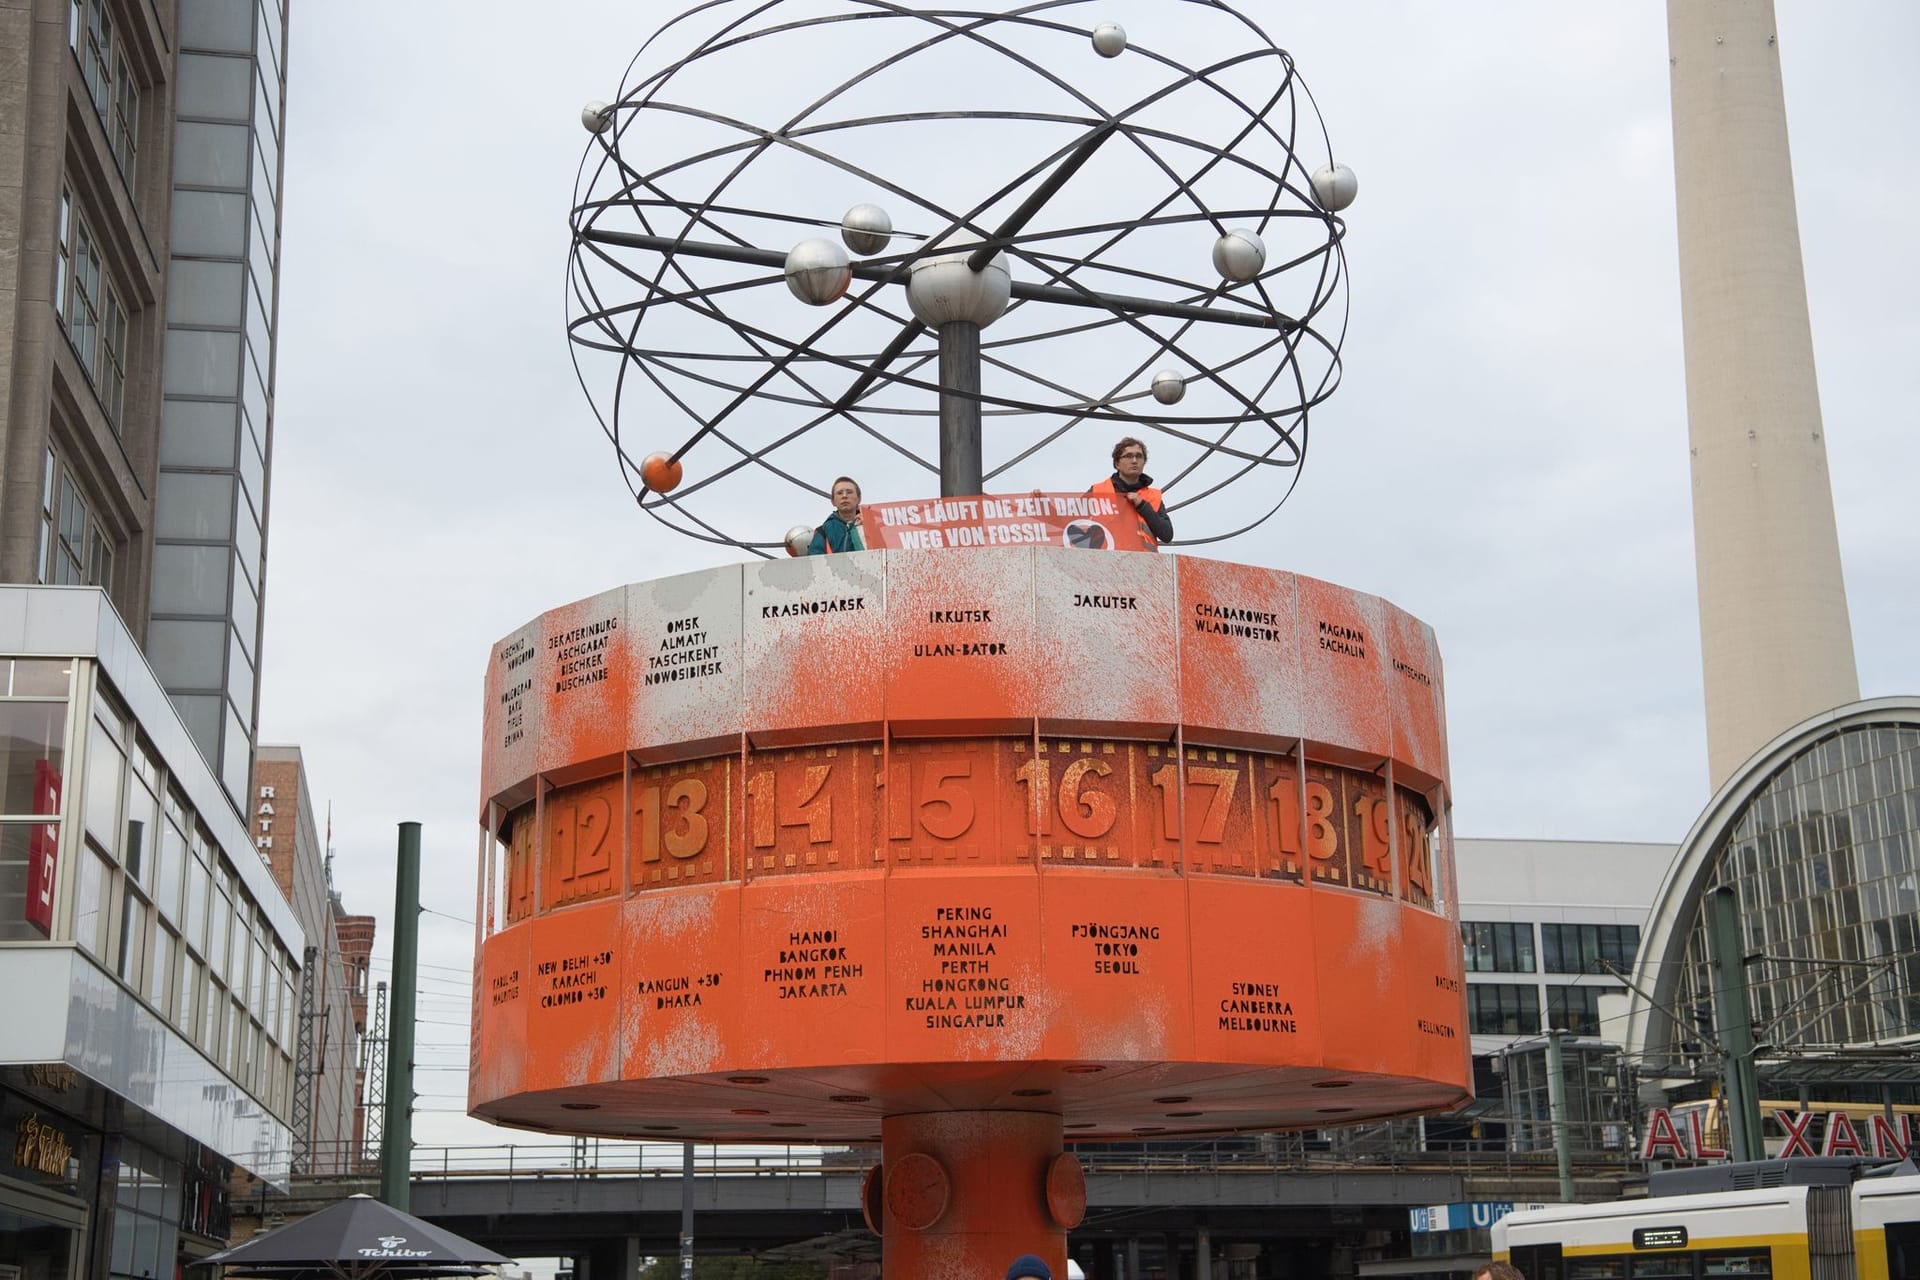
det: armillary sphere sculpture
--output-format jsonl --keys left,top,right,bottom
{"left": 482, "top": 6, "right": 1464, "bottom": 1280}
{"left": 564, "top": 0, "right": 1355, "bottom": 552}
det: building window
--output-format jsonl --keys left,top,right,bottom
{"left": 77, "top": 0, "right": 111, "bottom": 119}
{"left": 0, "top": 660, "right": 71, "bottom": 943}
{"left": 110, "top": 48, "right": 140, "bottom": 176}
{"left": 1546, "top": 984, "right": 1627, "bottom": 1037}
{"left": 59, "top": 189, "right": 101, "bottom": 367}
{"left": 108, "top": 1141, "right": 181, "bottom": 1280}
{"left": 1462, "top": 921, "right": 1536, "bottom": 973}
{"left": 1467, "top": 983, "right": 1541, "bottom": 1036}
{"left": 1541, "top": 923, "right": 1641, "bottom": 975}
{"left": 100, "top": 292, "right": 128, "bottom": 424}
{"left": 149, "top": 924, "right": 176, "bottom": 1014}
{"left": 74, "top": 844, "right": 112, "bottom": 957}
{"left": 39, "top": 450, "right": 115, "bottom": 590}
{"left": 71, "top": 0, "right": 140, "bottom": 183}
{"left": 55, "top": 192, "right": 71, "bottom": 323}
{"left": 117, "top": 878, "right": 150, "bottom": 985}
{"left": 54, "top": 188, "right": 130, "bottom": 425}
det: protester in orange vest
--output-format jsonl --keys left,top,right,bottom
{"left": 1090, "top": 436, "right": 1173, "bottom": 549}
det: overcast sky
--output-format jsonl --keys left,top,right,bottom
{"left": 257, "top": 3, "right": 1920, "bottom": 1148}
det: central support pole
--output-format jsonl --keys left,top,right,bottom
{"left": 879, "top": 1111, "right": 1081, "bottom": 1279}
{"left": 938, "top": 321, "right": 983, "bottom": 496}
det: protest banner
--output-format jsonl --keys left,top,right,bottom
{"left": 860, "top": 492, "right": 1153, "bottom": 552}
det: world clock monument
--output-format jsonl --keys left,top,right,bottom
{"left": 470, "top": 5, "right": 1469, "bottom": 1275}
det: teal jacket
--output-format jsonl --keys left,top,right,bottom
{"left": 807, "top": 511, "right": 865, "bottom": 555}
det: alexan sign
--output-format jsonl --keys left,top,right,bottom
{"left": 1640, "top": 1105, "right": 1915, "bottom": 1160}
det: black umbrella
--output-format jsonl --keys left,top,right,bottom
{"left": 203, "top": 1195, "right": 512, "bottom": 1280}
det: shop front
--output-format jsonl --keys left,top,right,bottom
{"left": 2, "top": 1068, "right": 233, "bottom": 1280}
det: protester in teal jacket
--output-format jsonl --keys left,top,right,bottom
{"left": 807, "top": 476, "right": 866, "bottom": 554}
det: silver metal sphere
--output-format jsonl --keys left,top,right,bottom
{"left": 1151, "top": 370, "right": 1187, "bottom": 406}
{"left": 840, "top": 203, "right": 894, "bottom": 256}
{"left": 581, "top": 100, "right": 613, "bottom": 134}
{"left": 1091, "top": 22, "right": 1128, "bottom": 58}
{"left": 784, "top": 237, "right": 853, "bottom": 306}
{"left": 1311, "top": 163, "right": 1358, "bottom": 212}
{"left": 1211, "top": 227, "right": 1267, "bottom": 283}
{"left": 905, "top": 235, "right": 1012, "bottom": 328}
{"left": 784, "top": 525, "right": 814, "bottom": 557}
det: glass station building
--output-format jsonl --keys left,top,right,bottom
{"left": 1435, "top": 701, "right": 1920, "bottom": 1162}
{"left": 1627, "top": 698, "right": 1920, "bottom": 1100}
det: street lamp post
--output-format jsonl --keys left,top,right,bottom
{"left": 1708, "top": 885, "right": 1765, "bottom": 1162}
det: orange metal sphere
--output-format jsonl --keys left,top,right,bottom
{"left": 640, "top": 452, "right": 683, "bottom": 493}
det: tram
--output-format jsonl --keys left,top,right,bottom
{"left": 1491, "top": 1171, "right": 1920, "bottom": 1280}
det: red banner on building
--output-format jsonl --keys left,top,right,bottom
{"left": 25, "top": 760, "right": 61, "bottom": 937}
{"left": 861, "top": 492, "right": 1152, "bottom": 552}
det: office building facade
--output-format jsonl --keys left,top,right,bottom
{"left": 2, "top": 0, "right": 287, "bottom": 809}
{"left": 1339, "top": 838, "right": 1673, "bottom": 1166}
{"left": 0, "top": 594, "right": 301, "bottom": 1279}
{"left": 1454, "top": 839, "right": 1672, "bottom": 1054}
{"left": 250, "top": 746, "right": 374, "bottom": 1174}
{"left": 2, "top": 1, "right": 298, "bottom": 1279}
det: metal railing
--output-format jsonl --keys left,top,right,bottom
{"left": 410, "top": 1143, "right": 839, "bottom": 1179}
{"left": 324, "top": 1122, "right": 1649, "bottom": 1185}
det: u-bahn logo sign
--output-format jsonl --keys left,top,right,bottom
{"left": 1640, "top": 1106, "right": 1915, "bottom": 1160}
{"left": 1410, "top": 1202, "right": 1547, "bottom": 1232}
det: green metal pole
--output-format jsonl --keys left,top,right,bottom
{"left": 680, "top": 1142, "right": 695, "bottom": 1280}
{"left": 380, "top": 821, "right": 422, "bottom": 1208}
{"left": 1545, "top": 1029, "right": 1575, "bottom": 1202}
{"left": 1708, "top": 885, "right": 1764, "bottom": 1162}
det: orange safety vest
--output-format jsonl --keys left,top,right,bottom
{"left": 1089, "top": 477, "right": 1165, "bottom": 551}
